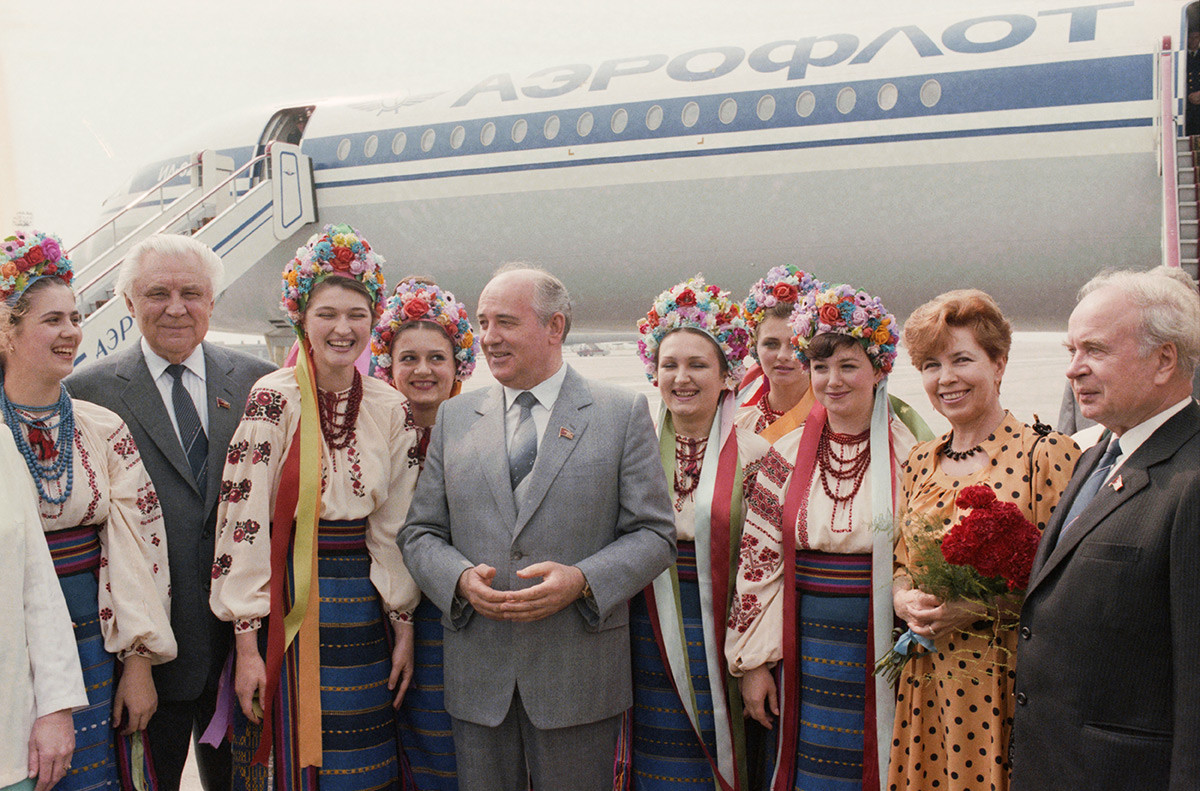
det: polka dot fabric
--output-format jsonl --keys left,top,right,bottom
{"left": 887, "top": 412, "right": 1079, "bottom": 791}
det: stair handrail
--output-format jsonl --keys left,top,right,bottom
{"left": 76, "top": 152, "right": 271, "bottom": 302}
{"left": 1161, "top": 35, "right": 1181, "bottom": 270}
{"left": 67, "top": 158, "right": 199, "bottom": 260}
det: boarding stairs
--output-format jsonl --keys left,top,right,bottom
{"left": 1175, "top": 138, "right": 1200, "bottom": 283}
{"left": 68, "top": 143, "right": 316, "bottom": 368}
{"left": 1162, "top": 39, "right": 1200, "bottom": 286}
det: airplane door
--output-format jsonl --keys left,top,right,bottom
{"left": 271, "top": 142, "right": 316, "bottom": 239}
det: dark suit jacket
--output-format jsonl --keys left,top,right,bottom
{"left": 66, "top": 342, "right": 275, "bottom": 701}
{"left": 1013, "top": 400, "right": 1200, "bottom": 791}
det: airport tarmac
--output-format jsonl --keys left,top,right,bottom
{"left": 177, "top": 330, "right": 1084, "bottom": 790}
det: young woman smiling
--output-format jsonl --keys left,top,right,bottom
{"left": 0, "top": 230, "right": 174, "bottom": 791}
{"left": 370, "top": 277, "right": 479, "bottom": 790}
{"left": 209, "top": 224, "right": 421, "bottom": 791}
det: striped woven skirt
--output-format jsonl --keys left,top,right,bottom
{"left": 231, "top": 520, "right": 409, "bottom": 791}
{"left": 45, "top": 524, "right": 157, "bottom": 791}
{"left": 770, "top": 551, "right": 871, "bottom": 791}
{"left": 395, "top": 596, "right": 456, "bottom": 790}
{"left": 629, "top": 540, "right": 720, "bottom": 789}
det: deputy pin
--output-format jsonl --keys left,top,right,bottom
{"left": 559, "top": 427, "right": 574, "bottom": 440}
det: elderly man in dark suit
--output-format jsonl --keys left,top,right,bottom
{"left": 400, "top": 265, "right": 675, "bottom": 791}
{"left": 66, "top": 235, "right": 275, "bottom": 791}
{"left": 1013, "top": 268, "right": 1200, "bottom": 791}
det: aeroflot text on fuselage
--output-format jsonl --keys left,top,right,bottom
{"left": 450, "top": 3, "right": 1133, "bottom": 108}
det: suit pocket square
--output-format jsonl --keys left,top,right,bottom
{"left": 1077, "top": 542, "right": 1141, "bottom": 563}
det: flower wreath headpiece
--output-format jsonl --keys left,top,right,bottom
{"left": 280, "top": 223, "right": 387, "bottom": 328}
{"left": 636, "top": 274, "right": 751, "bottom": 389}
{"left": 789, "top": 283, "right": 899, "bottom": 373}
{"left": 371, "top": 278, "right": 479, "bottom": 384}
{"left": 1, "top": 230, "right": 74, "bottom": 305}
{"left": 743, "top": 264, "right": 823, "bottom": 337}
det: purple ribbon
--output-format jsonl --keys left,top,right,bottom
{"left": 199, "top": 650, "right": 235, "bottom": 747}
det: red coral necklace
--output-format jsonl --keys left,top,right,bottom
{"left": 816, "top": 425, "right": 871, "bottom": 530}
{"left": 755, "top": 394, "right": 783, "bottom": 433}
{"left": 674, "top": 435, "right": 707, "bottom": 511}
{"left": 317, "top": 370, "right": 363, "bottom": 450}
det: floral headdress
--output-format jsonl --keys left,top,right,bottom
{"left": 636, "top": 274, "right": 751, "bottom": 389}
{"left": 371, "top": 278, "right": 479, "bottom": 384}
{"left": 1, "top": 230, "right": 74, "bottom": 305}
{"left": 280, "top": 223, "right": 387, "bottom": 328}
{"left": 789, "top": 283, "right": 899, "bottom": 373}
{"left": 743, "top": 265, "right": 823, "bottom": 336}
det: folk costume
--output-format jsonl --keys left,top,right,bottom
{"left": 627, "top": 277, "right": 765, "bottom": 790}
{"left": 370, "top": 279, "right": 479, "bottom": 791}
{"left": 726, "top": 284, "right": 917, "bottom": 791}
{"left": 888, "top": 414, "right": 1078, "bottom": 791}
{"left": 208, "top": 225, "right": 420, "bottom": 791}
{"left": 0, "top": 231, "right": 175, "bottom": 791}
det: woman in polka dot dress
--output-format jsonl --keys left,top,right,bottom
{"left": 889, "top": 290, "right": 1079, "bottom": 791}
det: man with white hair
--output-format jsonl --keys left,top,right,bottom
{"left": 66, "top": 234, "right": 274, "bottom": 791}
{"left": 1013, "top": 268, "right": 1200, "bottom": 791}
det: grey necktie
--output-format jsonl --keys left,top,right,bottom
{"left": 1056, "top": 438, "right": 1121, "bottom": 546}
{"left": 167, "top": 363, "right": 208, "bottom": 491}
{"left": 508, "top": 391, "right": 538, "bottom": 490}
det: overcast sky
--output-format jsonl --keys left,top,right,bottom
{"left": 0, "top": 0, "right": 818, "bottom": 242}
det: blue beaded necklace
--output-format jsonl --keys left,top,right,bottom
{"left": 0, "top": 374, "right": 75, "bottom": 504}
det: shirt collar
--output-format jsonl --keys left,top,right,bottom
{"left": 1109, "top": 396, "right": 1193, "bottom": 464}
{"left": 503, "top": 362, "right": 567, "bottom": 412}
{"left": 141, "top": 337, "right": 206, "bottom": 383}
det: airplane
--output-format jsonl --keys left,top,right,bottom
{"left": 70, "top": 0, "right": 1200, "bottom": 366}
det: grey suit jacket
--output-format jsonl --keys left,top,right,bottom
{"left": 66, "top": 342, "right": 276, "bottom": 701}
{"left": 400, "top": 365, "right": 676, "bottom": 729}
{"left": 1013, "top": 400, "right": 1200, "bottom": 791}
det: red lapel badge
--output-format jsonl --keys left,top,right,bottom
{"left": 216, "top": 397, "right": 231, "bottom": 410}
{"left": 559, "top": 427, "right": 574, "bottom": 440}
{"left": 1110, "top": 475, "right": 1123, "bottom": 492}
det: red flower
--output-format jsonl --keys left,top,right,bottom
{"left": 330, "top": 247, "right": 354, "bottom": 271}
{"left": 646, "top": 308, "right": 659, "bottom": 325}
{"left": 941, "top": 484, "right": 1041, "bottom": 591}
{"left": 13, "top": 256, "right": 31, "bottom": 272}
{"left": 818, "top": 303, "right": 843, "bottom": 325}
{"left": 956, "top": 484, "right": 996, "bottom": 510}
{"left": 771, "top": 282, "right": 798, "bottom": 302}
{"left": 25, "top": 245, "right": 44, "bottom": 265}
{"left": 675, "top": 289, "right": 697, "bottom": 307}
{"left": 403, "top": 297, "right": 430, "bottom": 320}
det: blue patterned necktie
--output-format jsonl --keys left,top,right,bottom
{"left": 1056, "top": 438, "right": 1121, "bottom": 546}
{"left": 508, "top": 391, "right": 538, "bottom": 490}
{"left": 167, "top": 363, "right": 208, "bottom": 491}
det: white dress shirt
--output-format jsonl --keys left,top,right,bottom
{"left": 503, "top": 363, "right": 567, "bottom": 453}
{"left": 141, "top": 338, "right": 209, "bottom": 444}
{"left": 1102, "top": 396, "right": 1194, "bottom": 483}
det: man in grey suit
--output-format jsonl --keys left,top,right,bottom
{"left": 1013, "top": 269, "right": 1200, "bottom": 791}
{"left": 400, "top": 265, "right": 675, "bottom": 791}
{"left": 66, "top": 235, "right": 275, "bottom": 791}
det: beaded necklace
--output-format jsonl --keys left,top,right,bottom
{"left": 755, "top": 393, "right": 783, "bottom": 433}
{"left": 0, "top": 380, "right": 75, "bottom": 504}
{"left": 940, "top": 432, "right": 984, "bottom": 461}
{"left": 815, "top": 425, "right": 870, "bottom": 530}
{"left": 317, "top": 369, "right": 363, "bottom": 450}
{"left": 673, "top": 435, "right": 708, "bottom": 511}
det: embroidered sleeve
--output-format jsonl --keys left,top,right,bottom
{"left": 96, "top": 420, "right": 177, "bottom": 663}
{"left": 366, "top": 402, "right": 423, "bottom": 623}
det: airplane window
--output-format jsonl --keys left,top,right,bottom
{"left": 757, "top": 95, "right": 776, "bottom": 121}
{"left": 391, "top": 132, "right": 407, "bottom": 155}
{"left": 450, "top": 125, "right": 466, "bottom": 149}
{"left": 796, "top": 91, "right": 816, "bottom": 118}
{"left": 512, "top": 118, "right": 528, "bottom": 143}
{"left": 719, "top": 98, "right": 737, "bottom": 125}
{"left": 611, "top": 108, "right": 628, "bottom": 134}
{"left": 421, "top": 129, "right": 436, "bottom": 152}
{"left": 544, "top": 115, "right": 561, "bottom": 140}
{"left": 878, "top": 83, "right": 898, "bottom": 111}
{"left": 364, "top": 135, "right": 379, "bottom": 158}
{"left": 646, "top": 105, "right": 664, "bottom": 131}
{"left": 682, "top": 101, "right": 700, "bottom": 128}
{"left": 836, "top": 87, "right": 856, "bottom": 115}
{"left": 577, "top": 112, "right": 594, "bottom": 137}
{"left": 336, "top": 138, "right": 352, "bottom": 161}
{"left": 920, "top": 79, "right": 942, "bottom": 108}
{"left": 481, "top": 122, "right": 496, "bottom": 146}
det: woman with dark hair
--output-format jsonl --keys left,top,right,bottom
{"left": 0, "top": 230, "right": 175, "bottom": 791}
{"left": 209, "top": 224, "right": 420, "bottom": 791}
{"left": 626, "top": 275, "right": 767, "bottom": 790}
{"left": 888, "top": 289, "right": 1078, "bottom": 791}
{"left": 370, "top": 277, "right": 479, "bottom": 790}
{"left": 727, "top": 284, "right": 915, "bottom": 791}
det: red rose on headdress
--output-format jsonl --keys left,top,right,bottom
{"left": 13, "top": 256, "right": 31, "bottom": 272}
{"left": 646, "top": 308, "right": 659, "bottom": 325}
{"left": 62, "top": 270, "right": 73, "bottom": 283}
{"left": 331, "top": 247, "right": 354, "bottom": 271}
{"left": 44, "top": 263, "right": 57, "bottom": 275}
{"left": 25, "top": 246, "right": 45, "bottom": 266}
{"left": 403, "top": 297, "right": 430, "bottom": 320}
{"left": 772, "top": 283, "right": 798, "bottom": 302}
{"left": 818, "top": 303, "right": 842, "bottom": 325}
{"left": 676, "top": 289, "right": 697, "bottom": 307}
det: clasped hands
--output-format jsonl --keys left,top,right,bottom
{"left": 457, "top": 562, "right": 586, "bottom": 622}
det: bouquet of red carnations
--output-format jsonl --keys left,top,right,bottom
{"left": 874, "top": 483, "right": 1042, "bottom": 685}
